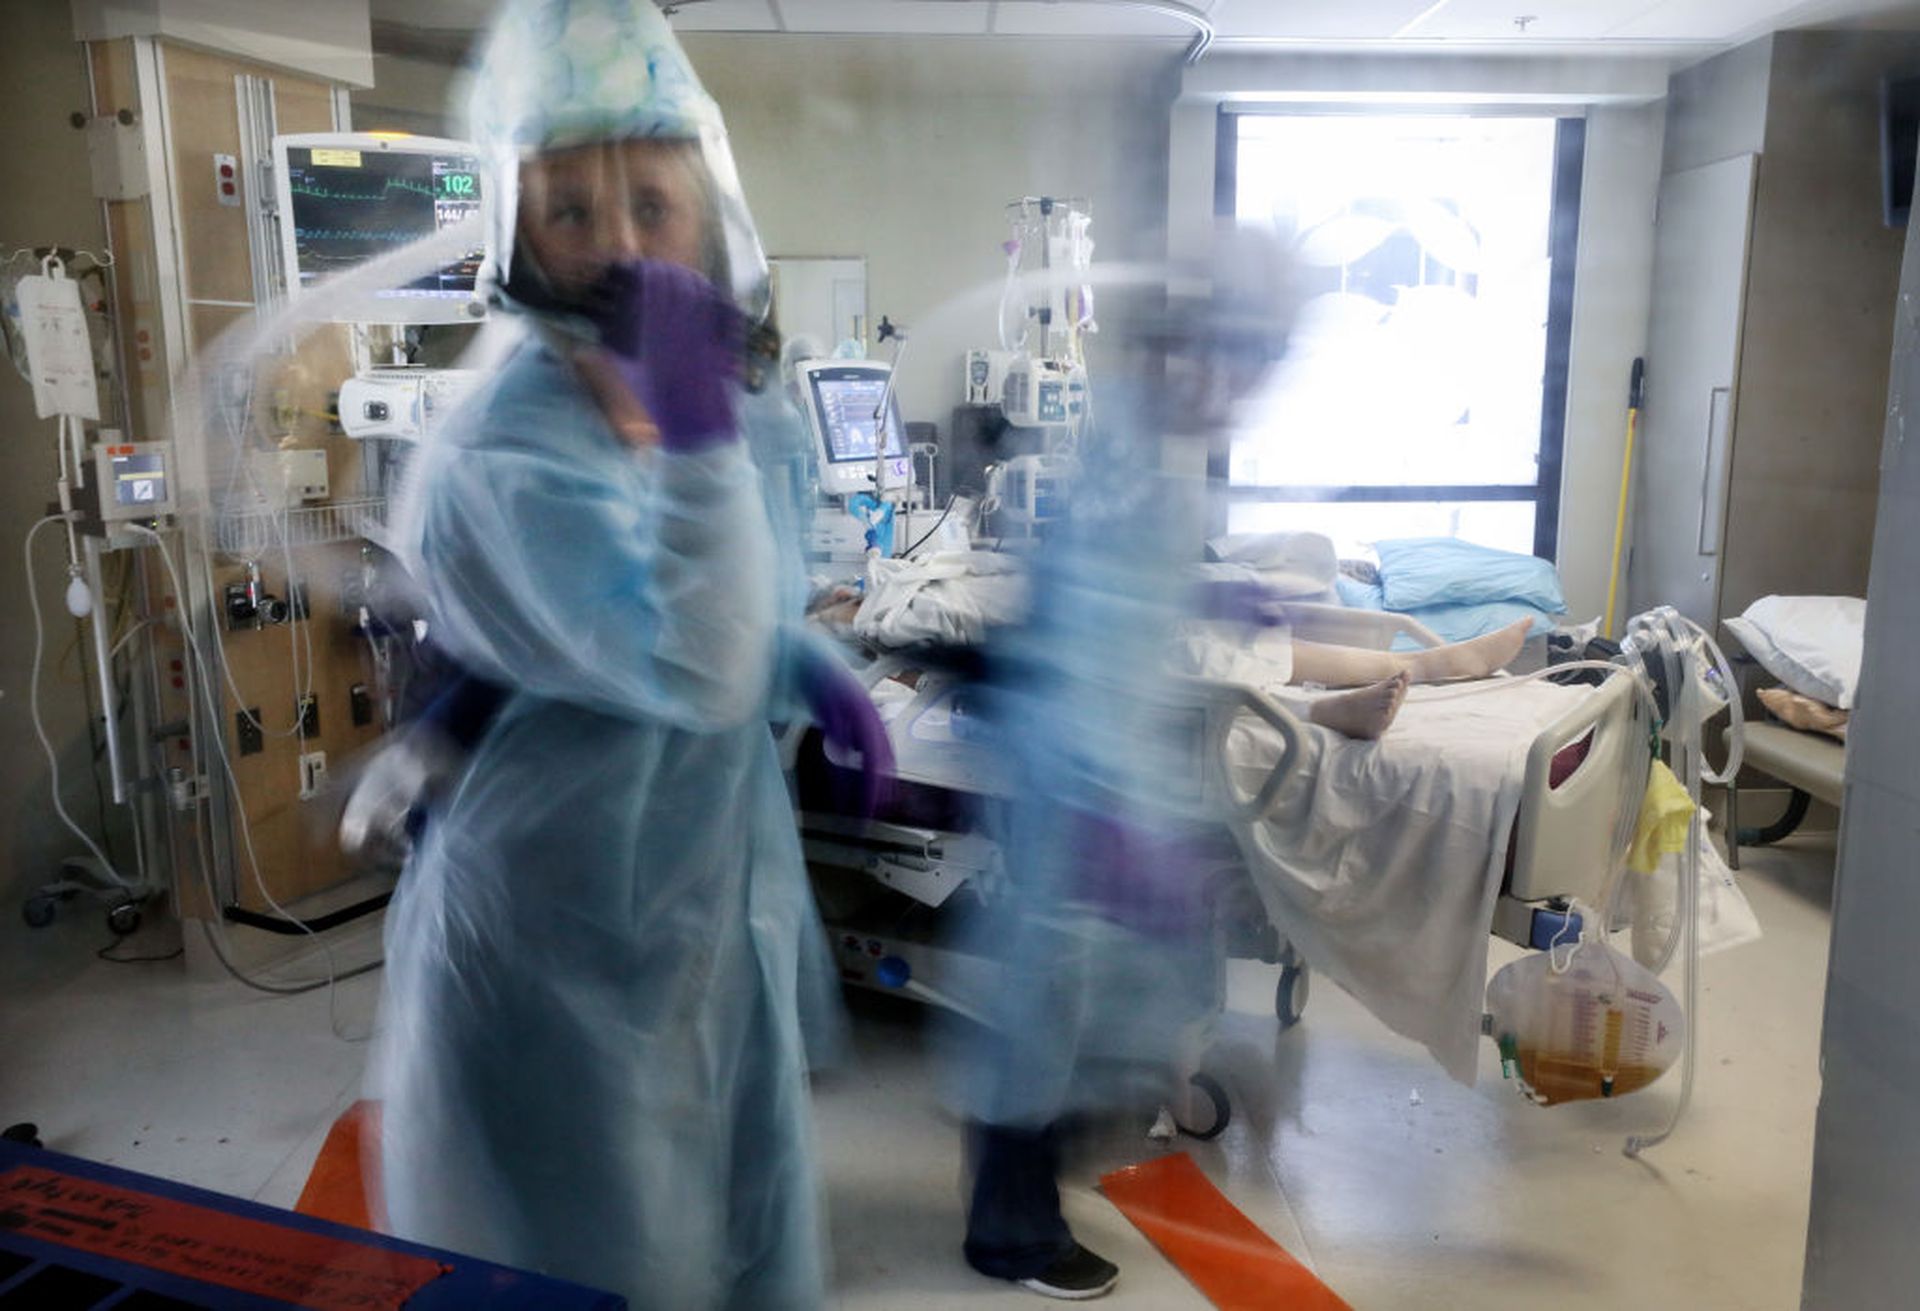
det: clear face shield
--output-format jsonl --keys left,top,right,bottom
{"left": 478, "top": 124, "right": 771, "bottom": 327}
{"left": 465, "top": 0, "right": 771, "bottom": 327}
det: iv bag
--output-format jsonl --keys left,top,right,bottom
{"left": 1484, "top": 943, "right": 1684, "bottom": 1106}
{"left": 14, "top": 269, "right": 101, "bottom": 420}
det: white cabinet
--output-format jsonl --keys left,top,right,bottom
{"left": 1627, "top": 154, "right": 1755, "bottom": 627}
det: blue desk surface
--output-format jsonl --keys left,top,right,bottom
{"left": 0, "top": 1139, "right": 624, "bottom": 1310}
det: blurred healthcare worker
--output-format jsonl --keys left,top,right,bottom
{"left": 951, "top": 360, "right": 1232, "bottom": 1303}
{"left": 953, "top": 232, "right": 1312, "bottom": 1300}
{"left": 369, "top": 2, "right": 888, "bottom": 1307}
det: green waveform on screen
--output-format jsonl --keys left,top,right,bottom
{"left": 289, "top": 176, "right": 438, "bottom": 202}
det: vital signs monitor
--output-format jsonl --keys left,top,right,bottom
{"left": 272, "top": 133, "right": 486, "bottom": 324}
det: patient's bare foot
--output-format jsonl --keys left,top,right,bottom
{"left": 1309, "top": 671, "right": 1410, "bottom": 740}
{"left": 1405, "top": 619, "right": 1531, "bottom": 684}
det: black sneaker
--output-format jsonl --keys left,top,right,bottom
{"left": 1018, "top": 1243, "right": 1119, "bottom": 1301}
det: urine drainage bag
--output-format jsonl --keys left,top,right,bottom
{"left": 1484, "top": 943, "right": 1684, "bottom": 1106}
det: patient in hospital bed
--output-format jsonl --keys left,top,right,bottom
{"left": 829, "top": 548, "right": 1534, "bottom": 741}
{"left": 1198, "top": 582, "right": 1534, "bottom": 739}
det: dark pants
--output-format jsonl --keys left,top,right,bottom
{"left": 963, "top": 1121, "right": 1075, "bottom": 1280}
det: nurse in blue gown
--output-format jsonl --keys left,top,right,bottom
{"left": 369, "top": 3, "right": 885, "bottom": 1307}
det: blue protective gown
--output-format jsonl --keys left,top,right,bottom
{"left": 951, "top": 395, "right": 1224, "bottom": 1132}
{"left": 374, "top": 330, "right": 831, "bottom": 1310}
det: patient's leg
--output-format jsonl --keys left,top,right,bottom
{"left": 1308, "top": 672, "right": 1410, "bottom": 740}
{"left": 1290, "top": 619, "right": 1531, "bottom": 688}
{"left": 1401, "top": 619, "right": 1531, "bottom": 682}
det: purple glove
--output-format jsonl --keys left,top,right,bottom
{"left": 798, "top": 649, "right": 895, "bottom": 819}
{"left": 586, "top": 260, "right": 743, "bottom": 452}
{"left": 1198, "top": 578, "right": 1288, "bottom": 627}
{"left": 1067, "top": 811, "right": 1209, "bottom": 939}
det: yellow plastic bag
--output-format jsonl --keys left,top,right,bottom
{"left": 1627, "top": 759, "right": 1695, "bottom": 875}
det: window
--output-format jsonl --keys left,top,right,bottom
{"left": 1219, "top": 110, "right": 1584, "bottom": 558}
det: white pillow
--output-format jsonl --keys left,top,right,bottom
{"left": 1204, "top": 531, "right": 1338, "bottom": 599}
{"left": 1723, "top": 595, "right": 1865, "bottom": 710}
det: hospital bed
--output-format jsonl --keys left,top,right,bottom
{"left": 790, "top": 597, "right": 1653, "bottom": 1100}
{"left": 1206, "top": 604, "right": 1650, "bottom": 1082}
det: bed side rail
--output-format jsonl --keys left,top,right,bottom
{"left": 1195, "top": 681, "right": 1307, "bottom": 825}
{"left": 1507, "top": 670, "right": 1650, "bottom": 906}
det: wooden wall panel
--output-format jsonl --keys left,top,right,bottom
{"left": 211, "top": 540, "right": 388, "bottom": 908}
{"left": 134, "top": 38, "right": 385, "bottom": 913}
{"left": 162, "top": 44, "right": 253, "bottom": 307}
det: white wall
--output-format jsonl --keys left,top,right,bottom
{"left": 680, "top": 35, "right": 1179, "bottom": 427}
{"left": 352, "top": 52, "right": 461, "bottom": 136}
{"left": 1182, "top": 49, "right": 1671, "bottom": 107}
{"left": 1662, "top": 35, "right": 1772, "bottom": 174}
{"left": 1557, "top": 102, "right": 1666, "bottom": 621}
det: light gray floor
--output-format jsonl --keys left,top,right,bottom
{"left": 1, "top": 831, "right": 1834, "bottom": 1309}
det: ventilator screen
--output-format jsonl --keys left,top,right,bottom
{"left": 808, "top": 369, "right": 907, "bottom": 463}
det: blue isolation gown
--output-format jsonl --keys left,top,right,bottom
{"left": 373, "top": 330, "right": 832, "bottom": 1310}
{"left": 952, "top": 404, "right": 1225, "bottom": 1132}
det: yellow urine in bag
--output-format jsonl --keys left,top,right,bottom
{"left": 1513, "top": 1046, "right": 1666, "bottom": 1106}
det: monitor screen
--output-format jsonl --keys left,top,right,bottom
{"left": 283, "top": 144, "right": 483, "bottom": 298}
{"left": 110, "top": 451, "right": 168, "bottom": 508}
{"left": 807, "top": 368, "right": 907, "bottom": 463}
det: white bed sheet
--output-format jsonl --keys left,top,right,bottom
{"left": 853, "top": 551, "right": 1030, "bottom": 648}
{"left": 1220, "top": 669, "right": 1601, "bottom": 1084}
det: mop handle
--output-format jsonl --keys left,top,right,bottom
{"left": 1603, "top": 358, "right": 1646, "bottom": 640}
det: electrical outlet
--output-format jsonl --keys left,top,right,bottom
{"left": 297, "top": 694, "right": 318, "bottom": 737}
{"left": 235, "top": 708, "right": 263, "bottom": 756}
{"left": 213, "top": 152, "right": 240, "bottom": 206}
{"left": 298, "top": 751, "right": 327, "bottom": 800}
{"left": 350, "top": 683, "right": 373, "bottom": 727}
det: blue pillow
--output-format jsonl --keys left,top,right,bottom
{"left": 1390, "top": 599, "right": 1558, "bottom": 649}
{"left": 1334, "top": 575, "right": 1386, "bottom": 610}
{"left": 1375, "top": 537, "right": 1568, "bottom": 614}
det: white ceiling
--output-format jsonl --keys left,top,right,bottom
{"left": 372, "top": 0, "right": 1920, "bottom": 57}
{"left": 662, "top": 0, "right": 1920, "bottom": 48}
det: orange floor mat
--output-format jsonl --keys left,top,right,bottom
{"left": 294, "top": 1099, "right": 380, "bottom": 1231}
{"left": 1100, "top": 1152, "right": 1352, "bottom": 1311}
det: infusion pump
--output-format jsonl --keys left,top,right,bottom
{"left": 338, "top": 367, "right": 478, "bottom": 443}
{"left": 999, "top": 357, "right": 1086, "bottom": 429}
